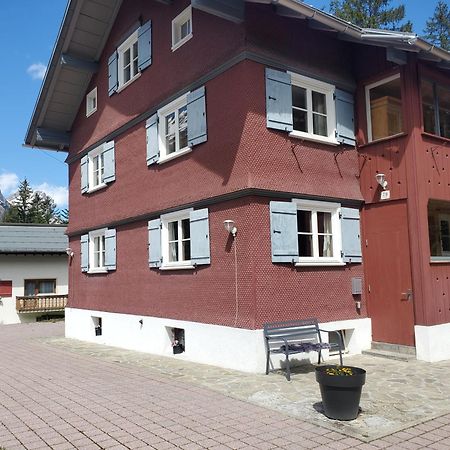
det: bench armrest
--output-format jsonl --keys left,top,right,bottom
{"left": 318, "top": 328, "right": 344, "bottom": 349}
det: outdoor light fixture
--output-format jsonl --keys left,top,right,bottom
{"left": 375, "top": 173, "right": 388, "bottom": 190}
{"left": 223, "top": 219, "right": 237, "bottom": 237}
{"left": 65, "top": 248, "right": 74, "bottom": 258}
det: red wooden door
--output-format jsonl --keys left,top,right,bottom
{"left": 363, "top": 201, "right": 415, "bottom": 346}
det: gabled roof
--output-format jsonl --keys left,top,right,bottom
{"left": 24, "top": 0, "right": 450, "bottom": 152}
{"left": 0, "top": 224, "right": 68, "bottom": 254}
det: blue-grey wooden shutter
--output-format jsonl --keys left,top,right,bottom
{"left": 265, "top": 68, "right": 293, "bottom": 132}
{"left": 108, "top": 51, "right": 118, "bottom": 96}
{"left": 269, "top": 201, "right": 299, "bottom": 263}
{"left": 341, "top": 207, "right": 362, "bottom": 263}
{"left": 335, "top": 89, "right": 356, "bottom": 146}
{"left": 190, "top": 208, "right": 210, "bottom": 265}
{"left": 146, "top": 114, "right": 159, "bottom": 165}
{"left": 102, "top": 141, "right": 115, "bottom": 183}
{"left": 81, "top": 156, "right": 89, "bottom": 194}
{"left": 80, "top": 234, "right": 89, "bottom": 272}
{"left": 148, "top": 219, "right": 162, "bottom": 268}
{"left": 105, "top": 229, "right": 117, "bottom": 271}
{"left": 187, "top": 86, "right": 207, "bottom": 147}
{"left": 138, "top": 21, "right": 152, "bottom": 71}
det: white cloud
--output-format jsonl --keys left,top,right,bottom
{"left": 0, "top": 172, "right": 19, "bottom": 195}
{"left": 27, "top": 63, "right": 47, "bottom": 80}
{"left": 34, "top": 183, "right": 68, "bottom": 208}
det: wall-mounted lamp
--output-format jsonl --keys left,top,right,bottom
{"left": 66, "top": 248, "right": 74, "bottom": 258}
{"left": 375, "top": 173, "right": 388, "bottom": 190}
{"left": 223, "top": 219, "right": 237, "bottom": 237}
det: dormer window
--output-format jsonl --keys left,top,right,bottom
{"left": 172, "top": 6, "right": 192, "bottom": 51}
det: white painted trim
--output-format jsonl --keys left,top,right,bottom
{"left": 415, "top": 323, "right": 450, "bottom": 362}
{"left": 88, "top": 228, "right": 107, "bottom": 272}
{"left": 65, "top": 309, "right": 372, "bottom": 373}
{"left": 289, "top": 131, "right": 339, "bottom": 146}
{"left": 117, "top": 29, "right": 140, "bottom": 90}
{"left": 157, "top": 147, "right": 192, "bottom": 164}
{"left": 365, "top": 73, "right": 401, "bottom": 142}
{"left": 86, "top": 87, "right": 97, "bottom": 117}
{"left": 171, "top": 6, "right": 193, "bottom": 51}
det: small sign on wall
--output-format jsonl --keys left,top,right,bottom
{"left": 380, "top": 190, "right": 391, "bottom": 201}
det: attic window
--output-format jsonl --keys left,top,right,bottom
{"left": 366, "top": 74, "right": 403, "bottom": 142}
{"left": 172, "top": 6, "right": 192, "bottom": 51}
{"left": 86, "top": 87, "right": 97, "bottom": 117}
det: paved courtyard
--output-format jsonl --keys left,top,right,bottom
{"left": 0, "top": 322, "right": 449, "bottom": 449}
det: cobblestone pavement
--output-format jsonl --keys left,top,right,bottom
{"left": 0, "top": 322, "right": 449, "bottom": 450}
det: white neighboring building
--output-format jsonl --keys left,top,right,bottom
{"left": 0, "top": 224, "right": 68, "bottom": 324}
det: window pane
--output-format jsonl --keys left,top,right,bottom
{"left": 317, "top": 212, "right": 332, "bottom": 234}
{"left": 124, "top": 65, "right": 131, "bottom": 83}
{"left": 168, "top": 221, "right": 178, "bottom": 242}
{"left": 318, "top": 235, "right": 333, "bottom": 257}
{"left": 312, "top": 91, "right": 326, "bottom": 114}
{"left": 169, "top": 242, "right": 178, "bottom": 262}
{"left": 181, "top": 19, "right": 191, "bottom": 39}
{"left": 437, "top": 85, "right": 450, "bottom": 139}
{"left": 369, "top": 77, "right": 403, "bottom": 140}
{"left": 293, "top": 109, "right": 307, "bottom": 133}
{"left": 165, "top": 112, "right": 176, "bottom": 154}
{"left": 25, "top": 281, "right": 36, "bottom": 296}
{"left": 124, "top": 48, "right": 131, "bottom": 66}
{"left": 298, "top": 235, "right": 312, "bottom": 257}
{"left": 297, "top": 211, "right": 311, "bottom": 233}
{"left": 428, "top": 200, "right": 450, "bottom": 256}
{"left": 422, "top": 79, "right": 436, "bottom": 134}
{"left": 292, "top": 86, "right": 307, "bottom": 109}
{"left": 313, "top": 114, "right": 327, "bottom": 136}
{"left": 178, "top": 105, "right": 188, "bottom": 149}
{"left": 39, "top": 280, "right": 55, "bottom": 294}
{"left": 183, "top": 241, "right": 191, "bottom": 260}
{"left": 181, "top": 218, "right": 190, "bottom": 239}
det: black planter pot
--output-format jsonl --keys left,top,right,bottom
{"left": 315, "top": 365, "right": 366, "bottom": 421}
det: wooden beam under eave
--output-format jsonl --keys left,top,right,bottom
{"left": 60, "top": 54, "right": 99, "bottom": 74}
{"left": 35, "top": 128, "right": 71, "bottom": 149}
{"left": 192, "top": 0, "right": 245, "bottom": 23}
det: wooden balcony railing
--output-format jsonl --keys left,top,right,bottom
{"left": 16, "top": 295, "right": 68, "bottom": 313}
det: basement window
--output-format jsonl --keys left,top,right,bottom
{"left": 93, "top": 316, "right": 102, "bottom": 336}
{"left": 167, "top": 327, "right": 185, "bottom": 354}
{"left": 428, "top": 200, "right": 450, "bottom": 260}
{"left": 366, "top": 74, "right": 403, "bottom": 142}
{"left": 328, "top": 330, "right": 348, "bottom": 355}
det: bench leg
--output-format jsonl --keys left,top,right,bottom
{"left": 266, "top": 351, "right": 270, "bottom": 375}
{"left": 318, "top": 349, "right": 322, "bottom": 365}
{"left": 285, "top": 353, "right": 291, "bottom": 381}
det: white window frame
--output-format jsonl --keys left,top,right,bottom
{"left": 88, "top": 228, "right": 107, "bottom": 273}
{"left": 117, "top": 30, "right": 140, "bottom": 92}
{"left": 157, "top": 93, "right": 191, "bottom": 164}
{"left": 172, "top": 6, "right": 193, "bottom": 51}
{"left": 365, "top": 73, "right": 402, "bottom": 143}
{"left": 87, "top": 145, "right": 106, "bottom": 193}
{"left": 288, "top": 72, "right": 338, "bottom": 145}
{"left": 86, "top": 87, "right": 97, "bottom": 117}
{"left": 292, "top": 199, "right": 343, "bottom": 266}
{"left": 160, "top": 208, "right": 194, "bottom": 270}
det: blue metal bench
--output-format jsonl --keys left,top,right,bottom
{"left": 263, "top": 319, "right": 344, "bottom": 381}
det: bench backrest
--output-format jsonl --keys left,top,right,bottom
{"left": 263, "top": 319, "right": 322, "bottom": 350}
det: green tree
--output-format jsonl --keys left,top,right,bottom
{"left": 329, "top": 0, "right": 413, "bottom": 31}
{"left": 423, "top": 1, "right": 450, "bottom": 51}
{"left": 2, "top": 179, "right": 60, "bottom": 224}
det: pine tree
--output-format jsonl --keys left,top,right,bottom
{"left": 2, "top": 179, "right": 60, "bottom": 224}
{"left": 329, "top": 0, "right": 413, "bottom": 32}
{"left": 423, "top": 1, "right": 450, "bottom": 51}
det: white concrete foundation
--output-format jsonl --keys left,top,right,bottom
{"left": 415, "top": 323, "right": 450, "bottom": 362}
{"left": 65, "top": 308, "right": 372, "bottom": 373}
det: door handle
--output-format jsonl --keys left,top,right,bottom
{"left": 401, "top": 289, "right": 413, "bottom": 301}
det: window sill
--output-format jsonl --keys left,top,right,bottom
{"left": 289, "top": 131, "right": 339, "bottom": 147}
{"left": 87, "top": 268, "right": 108, "bottom": 274}
{"left": 359, "top": 132, "right": 407, "bottom": 148}
{"left": 86, "top": 183, "right": 107, "bottom": 194}
{"left": 158, "top": 147, "right": 192, "bottom": 165}
{"left": 295, "top": 260, "right": 345, "bottom": 267}
{"left": 160, "top": 264, "right": 195, "bottom": 271}
{"left": 86, "top": 107, "right": 97, "bottom": 118}
{"left": 421, "top": 132, "right": 450, "bottom": 144}
{"left": 430, "top": 257, "right": 450, "bottom": 264}
{"left": 171, "top": 33, "right": 193, "bottom": 52}
{"left": 116, "top": 72, "right": 141, "bottom": 94}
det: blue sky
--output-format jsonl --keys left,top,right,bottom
{"left": 0, "top": 1, "right": 441, "bottom": 209}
